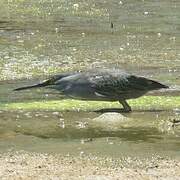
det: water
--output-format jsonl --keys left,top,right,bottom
{"left": 0, "top": 0, "right": 180, "bottom": 158}
{"left": 0, "top": 110, "right": 180, "bottom": 158}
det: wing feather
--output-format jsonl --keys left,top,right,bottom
{"left": 89, "top": 74, "right": 148, "bottom": 98}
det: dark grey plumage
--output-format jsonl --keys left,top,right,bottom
{"left": 14, "top": 69, "right": 168, "bottom": 112}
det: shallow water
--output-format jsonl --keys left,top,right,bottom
{"left": 0, "top": 0, "right": 180, "bottom": 158}
{"left": 0, "top": 110, "right": 180, "bottom": 158}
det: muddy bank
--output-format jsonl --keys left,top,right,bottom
{"left": 0, "top": 151, "right": 180, "bottom": 180}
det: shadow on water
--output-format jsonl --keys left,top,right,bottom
{"left": 17, "top": 124, "right": 162, "bottom": 142}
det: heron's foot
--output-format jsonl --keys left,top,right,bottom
{"left": 94, "top": 108, "right": 131, "bottom": 113}
{"left": 119, "top": 100, "right": 132, "bottom": 113}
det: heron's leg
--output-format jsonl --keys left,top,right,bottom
{"left": 95, "top": 100, "right": 131, "bottom": 113}
{"left": 119, "top": 100, "right": 131, "bottom": 112}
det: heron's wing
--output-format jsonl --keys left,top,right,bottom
{"left": 89, "top": 74, "right": 149, "bottom": 97}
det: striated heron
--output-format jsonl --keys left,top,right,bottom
{"left": 14, "top": 69, "right": 168, "bottom": 112}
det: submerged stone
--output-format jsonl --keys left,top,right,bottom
{"left": 92, "top": 112, "right": 130, "bottom": 123}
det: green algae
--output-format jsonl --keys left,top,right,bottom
{"left": 0, "top": 96, "right": 180, "bottom": 111}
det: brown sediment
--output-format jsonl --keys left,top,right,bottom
{"left": 0, "top": 151, "right": 180, "bottom": 180}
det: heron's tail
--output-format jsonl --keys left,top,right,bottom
{"left": 148, "top": 79, "right": 169, "bottom": 90}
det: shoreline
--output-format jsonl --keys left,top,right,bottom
{"left": 0, "top": 151, "right": 180, "bottom": 179}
